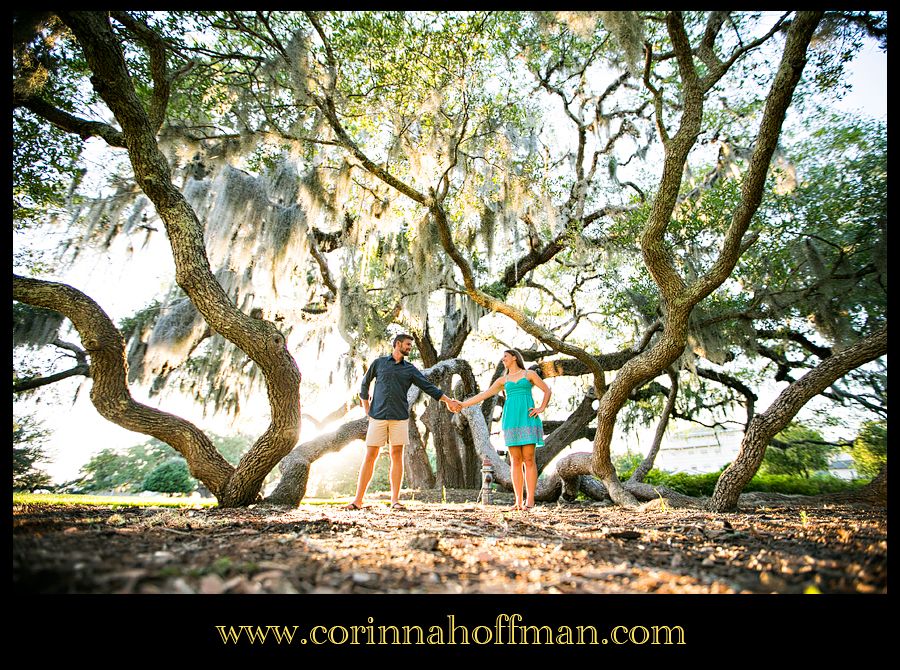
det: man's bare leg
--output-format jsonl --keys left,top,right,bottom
{"left": 348, "top": 445, "right": 380, "bottom": 508}
{"left": 389, "top": 444, "right": 405, "bottom": 506}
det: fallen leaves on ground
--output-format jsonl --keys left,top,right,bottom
{"left": 12, "top": 490, "right": 886, "bottom": 594}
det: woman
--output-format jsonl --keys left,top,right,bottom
{"left": 458, "top": 349, "right": 551, "bottom": 511}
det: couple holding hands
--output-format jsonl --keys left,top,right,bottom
{"left": 344, "top": 333, "right": 551, "bottom": 513}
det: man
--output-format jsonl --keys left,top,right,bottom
{"left": 344, "top": 333, "right": 461, "bottom": 511}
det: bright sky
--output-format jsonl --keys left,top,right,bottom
{"left": 14, "top": 29, "right": 886, "bottom": 485}
{"left": 830, "top": 41, "right": 886, "bottom": 118}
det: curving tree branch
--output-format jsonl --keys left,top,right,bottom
{"left": 14, "top": 274, "right": 235, "bottom": 495}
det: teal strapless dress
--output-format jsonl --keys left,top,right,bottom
{"left": 502, "top": 377, "right": 544, "bottom": 448}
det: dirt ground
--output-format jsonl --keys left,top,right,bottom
{"left": 12, "top": 489, "right": 887, "bottom": 595}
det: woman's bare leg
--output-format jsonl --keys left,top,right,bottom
{"left": 522, "top": 444, "right": 537, "bottom": 508}
{"left": 507, "top": 446, "right": 525, "bottom": 510}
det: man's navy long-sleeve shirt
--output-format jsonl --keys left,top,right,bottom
{"left": 359, "top": 355, "right": 444, "bottom": 420}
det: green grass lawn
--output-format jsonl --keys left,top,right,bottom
{"left": 13, "top": 492, "right": 218, "bottom": 508}
{"left": 12, "top": 491, "right": 370, "bottom": 509}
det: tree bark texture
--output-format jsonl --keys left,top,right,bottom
{"left": 59, "top": 12, "right": 302, "bottom": 506}
{"left": 710, "top": 325, "right": 887, "bottom": 511}
{"left": 428, "top": 360, "right": 480, "bottom": 488}
{"left": 13, "top": 276, "right": 235, "bottom": 495}
{"left": 425, "top": 379, "right": 467, "bottom": 489}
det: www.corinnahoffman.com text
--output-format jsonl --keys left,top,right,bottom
{"left": 216, "top": 614, "right": 687, "bottom": 646}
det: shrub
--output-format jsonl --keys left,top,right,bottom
{"left": 745, "top": 472, "right": 866, "bottom": 496}
{"left": 761, "top": 422, "right": 837, "bottom": 478}
{"left": 850, "top": 420, "right": 886, "bottom": 479}
{"left": 13, "top": 413, "right": 53, "bottom": 491}
{"left": 141, "top": 458, "right": 196, "bottom": 494}
{"left": 634, "top": 468, "right": 863, "bottom": 497}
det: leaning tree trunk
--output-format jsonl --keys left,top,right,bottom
{"left": 266, "top": 418, "right": 367, "bottom": 506}
{"left": 710, "top": 326, "right": 888, "bottom": 512}
{"left": 13, "top": 276, "right": 235, "bottom": 495}
{"left": 56, "top": 13, "right": 303, "bottom": 506}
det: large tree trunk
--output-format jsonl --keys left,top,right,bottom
{"left": 425, "top": 378, "right": 467, "bottom": 488}
{"left": 710, "top": 326, "right": 887, "bottom": 511}
{"left": 13, "top": 276, "right": 235, "bottom": 496}
{"left": 404, "top": 410, "right": 436, "bottom": 490}
{"left": 59, "top": 12, "right": 302, "bottom": 507}
{"left": 412, "top": 293, "right": 477, "bottom": 488}
{"left": 456, "top": 412, "right": 482, "bottom": 488}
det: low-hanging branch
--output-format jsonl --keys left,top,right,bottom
{"left": 13, "top": 94, "right": 127, "bottom": 147}
{"left": 13, "top": 364, "right": 91, "bottom": 394}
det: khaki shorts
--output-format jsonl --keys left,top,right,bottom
{"left": 366, "top": 418, "right": 410, "bottom": 447}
